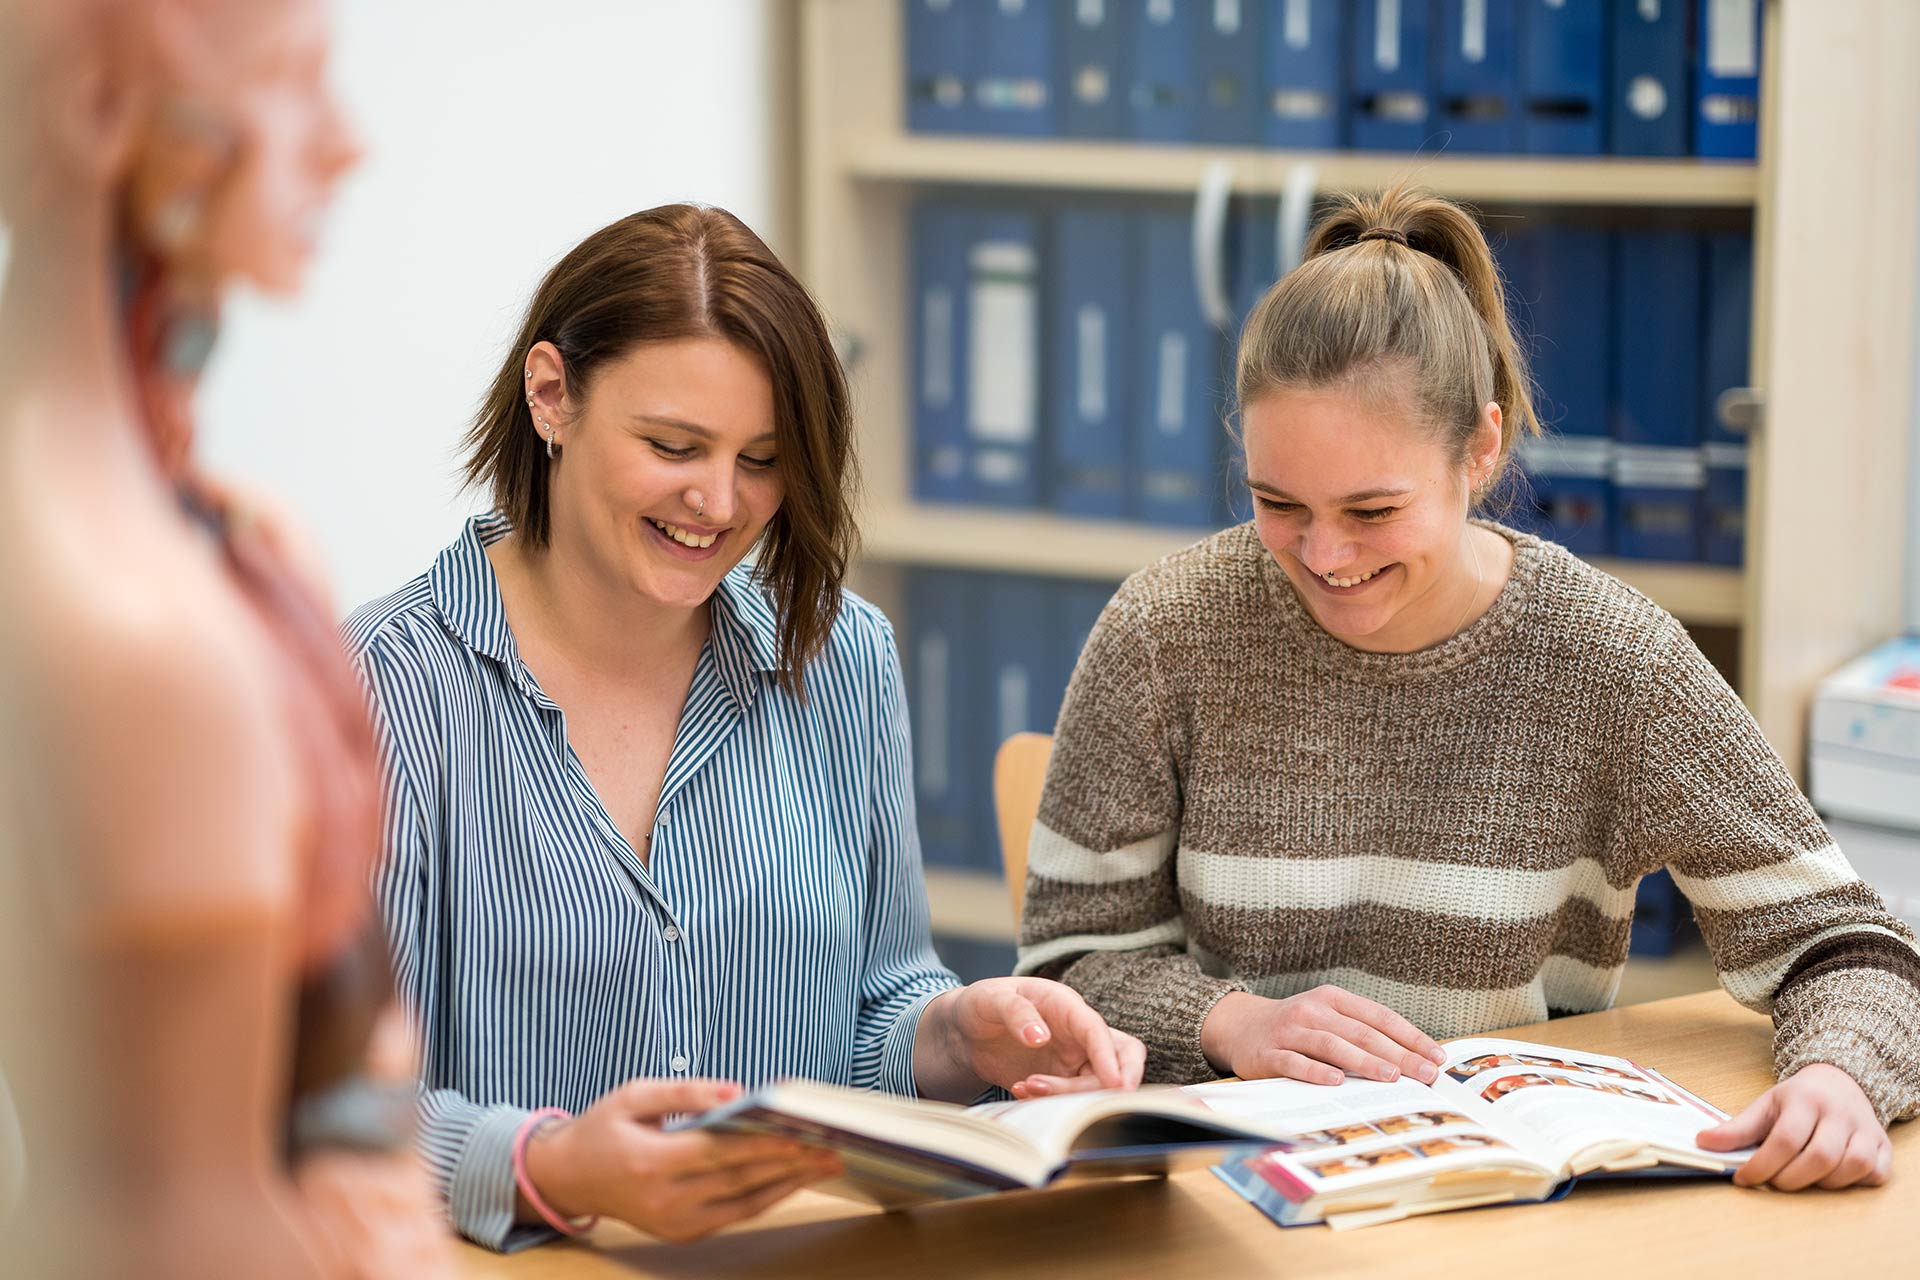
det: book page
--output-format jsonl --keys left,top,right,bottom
{"left": 1430, "top": 1038, "right": 1748, "bottom": 1174}
{"left": 1183, "top": 1075, "right": 1552, "bottom": 1203}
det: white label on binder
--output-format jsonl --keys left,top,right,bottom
{"left": 1000, "top": 0, "right": 1026, "bottom": 13}
{"left": 1462, "top": 0, "right": 1487, "bottom": 62}
{"left": 997, "top": 666, "right": 1031, "bottom": 743}
{"left": 1375, "top": 0, "right": 1401, "bottom": 72}
{"left": 1076, "top": 305, "right": 1109, "bottom": 421}
{"left": 1638, "top": 0, "right": 1662, "bottom": 21}
{"left": 922, "top": 287, "right": 953, "bottom": 409}
{"left": 1148, "top": 0, "right": 1174, "bottom": 25}
{"left": 968, "top": 241, "right": 1039, "bottom": 445}
{"left": 1284, "top": 0, "right": 1311, "bottom": 50}
{"left": 1708, "top": 0, "right": 1758, "bottom": 77}
{"left": 1214, "top": 0, "right": 1241, "bottom": 36}
{"left": 1156, "top": 332, "right": 1188, "bottom": 435}
{"left": 918, "top": 633, "right": 950, "bottom": 792}
{"left": 1078, "top": 0, "right": 1104, "bottom": 24}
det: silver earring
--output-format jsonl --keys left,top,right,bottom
{"left": 541, "top": 419, "right": 557, "bottom": 460}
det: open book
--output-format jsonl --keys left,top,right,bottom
{"left": 1206, "top": 1036, "right": 1754, "bottom": 1229}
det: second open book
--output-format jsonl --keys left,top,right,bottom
{"left": 682, "top": 1035, "right": 1752, "bottom": 1226}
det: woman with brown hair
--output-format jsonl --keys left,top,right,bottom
{"left": 345, "top": 203, "right": 1144, "bottom": 1252}
{"left": 1018, "top": 185, "right": 1918, "bottom": 1193}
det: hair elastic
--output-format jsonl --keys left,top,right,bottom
{"left": 512, "top": 1107, "right": 600, "bottom": 1237}
{"left": 1356, "top": 227, "right": 1410, "bottom": 246}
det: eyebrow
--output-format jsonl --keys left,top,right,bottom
{"left": 633, "top": 414, "right": 778, "bottom": 446}
{"left": 1248, "top": 480, "right": 1412, "bottom": 505}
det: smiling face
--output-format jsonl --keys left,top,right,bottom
{"left": 536, "top": 336, "right": 784, "bottom": 613}
{"left": 1242, "top": 372, "right": 1499, "bottom": 652}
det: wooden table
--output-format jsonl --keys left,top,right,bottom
{"left": 457, "top": 991, "right": 1915, "bottom": 1278}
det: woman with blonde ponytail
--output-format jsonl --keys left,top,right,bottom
{"left": 1018, "top": 185, "right": 1917, "bottom": 1193}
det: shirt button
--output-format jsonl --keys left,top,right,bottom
{"left": 670, "top": 1054, "right": 689, "bottom": 1073}
{"left": 663, "top": 925, "right": 681, "bottom": 943}
{"left": 656, "top": 809, "right": 671, "bottom": 827}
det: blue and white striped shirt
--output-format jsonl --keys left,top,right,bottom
{"left": 342, "top": 514, "right": 959, "bottom": 1251}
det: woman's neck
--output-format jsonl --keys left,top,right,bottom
{"left": 1341, "top": 523, "right": 1510, "bottom": 655}
{"left": 489, "top": 532, "right": 709, "bottom": 685}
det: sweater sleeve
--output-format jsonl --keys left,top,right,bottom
{"left": 1624, "top": 621, "right": 1920, "bottom": 1125}
{"left": 1013, "top": 583, "right": 1243, "bottom": 1084}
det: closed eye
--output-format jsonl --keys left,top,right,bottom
{"left": 1352, "top": 506, "right": 1396, "bottom": 520}
{"left": 1253, "top": 496, "right": 1299, "bottom": 514}
{"left": 649, "top": 440, "right": 696, "bottom": 460}
{"left": 740, "top": 453, "right": 777, "bottom": 470}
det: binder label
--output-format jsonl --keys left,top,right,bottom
{"left": 917, "top": 632, "right": 951, "bottom": 793}
{"left": 997, "top": 665, "right": 1032, "bottom": 742}
{"left": 1375, "top": 0, "right": 1402, "bottom": 73}
{"left": 1638, "top": 0, "right": 1661, "bottom": 20}
{"left": 922, "top": 287, "right": 954, "bottom": 409}
{"left": 968, "top": 241, "right": 1039, "bottom": 445}
{"left": 1078, "top": 0, "right": 1105, "bottom": 23}
{"left": 1284, "top": 0, "right": 1312, "bottom": 49}
{"left": 1708, "top": 0, "right": 1758, "bottom": 77}
{"left": 1213, "top": 0, "right": 1242, "bottom": 35}
{"left": 1156, "top": 331, "right": 1189, "bottom": 435}
{"left": 1148, "top": 0, "right": 1174, "bottom": 25}
{"left": 1076, "top": 305, "right": 1110, "bottom": 421}
{"left": 1462, "top": 0, "right": 1487, "bottom": 63}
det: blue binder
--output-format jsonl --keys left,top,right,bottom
{"left": 1260, "top": 0, "right": 1345, "bottom": 149}
{"left": 1049, "top": 206, "right": 1134, "bottom": 519}
{"left": 964, "top": 210, "right": 1045, "bottom": 507}
{"left": 1194, "top": 0, "right": 1262, "bottom": 144}
{"left": 1130, "top": 0, "right": 1201, "bottom": 142}
{"left": 1220, "top": 201, "right": 1277, "bottom": 523}
{"left": 1134, "top": 208, "right": 1222, "bottom": 526}
{"left": 1057, "top": 581, "right": 1117, "bottom": 709}
{"left": 1063, "top": 0, "right": 1131, "bottom": 137}
{"left": 1503, "top": 220, "right": 1614, "bottom": 555}
{"left": 907, "top": 570, "right": 985, "bottom": 871}
{"left": 977, "top": 0, "right": 1057, "bottom": 136}
{"left": 1695, "top": 0, "right": 1761, "bottom": 159}
{"left": 906, "top": 0, "right": 981, "bottom": 134}
{"left": 1610, "top": 0, "right": 1691, "bottom": 156}
{"left": 1519, "top": 0, "right": 1607, "bottom": 154}
{"left": 981, "top": 575, "right": 1063, "bottom": 871}
{"left": 1700, "top": 230, "right": 1752, "bottom": 566}
{"left": 912, "top": 201, "right": 974, "bottom": 503}
{"left": 1438, "top": 0, "right": 1521, "bottom": 153}
{"left": 1612, "top": 228, "right": 1704, "bottom": 562}
{"left": 1351, "top": 0, "right": 1436, "bottom": 151}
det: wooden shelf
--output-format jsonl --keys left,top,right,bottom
{"left": 861, "top": 504, "right": 1747, "bottom": 627}
{"left": 844, "top": 134, "right": 1762, "bottom": 208}
{"left": 924, "top": 867, "right": 1015, "bottom": 944}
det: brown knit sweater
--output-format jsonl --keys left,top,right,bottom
{"left": 1015, "top": 521, "right": 1920, "bottom": 1125}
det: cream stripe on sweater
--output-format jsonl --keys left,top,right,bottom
{"left": 1016, "top": 522, "right": 1920, "bottom": 1125}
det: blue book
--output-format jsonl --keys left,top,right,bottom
{"left": 1194, "top": 0, "right": 1263, "bottom": 144}
{"left": 1220, "top": 201, "right": 1277, "bottom": 523}
{"left": 1438, "top": 0, "right": 1521, "bottom": 153}
{"left": 1062, "top": 0, "right": 1131, "bottom": 137}
{"left": 907, "top": 570, "right": 985, "bottom": 871}
{"left": 1610, "top": 0, "right": 1691, "bottom": 156}
{"left": 1057, "top": 581, "right": 1117, "bottom": 707}
{"left": 912, "top": 201, "right": 974, "bottom": 503}
{"left": 1261, "top": 0, "right": 1346, "bottom": 149}
{"left": 977, "top": 0, "right": 1058, "bottom": 136}
{"left": 1048, "top": 206, "right": 1134, "bottom": 518}
{"left": 980, "top": 575, "right": 1060, "bottom": 869}
{"left": 965, "top": 210, "right": 1045, "bottom": 507}
{"left": 1130, "top": 0, "right": 1202, "bottom": 142}
{"left": 1612, "top": 228, "right": 1704, "bottom": 562}
{"left": 1503, "top": 220, "right": 1614, "bottom": 555}
{"left": 1695, "top": 0, "right": 1761, "bottom": 159}
{"left": 1700, "top": 230, "right": 1752, "bottom": 566}
{"left": 1519, "top": 0, "right": 1607, "bottom": 154}
{"left": 1351, "top": 0, "right": 1436, "bottom": 151}
{"left": 906, "top": 0, "right": 982, "bottom": 134}
{"left": 1134, "top": 208, "right": 1224, "bottom": 526}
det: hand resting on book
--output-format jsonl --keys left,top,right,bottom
{"left": 1697, "top": 1062, "right": 1892, "bottom": 1191}
{"left": 1200, "top": 986, "right": 1449, "bottom": 1086}
{"left": 914, "top": 977, "right": 1148, "bottom": 1103}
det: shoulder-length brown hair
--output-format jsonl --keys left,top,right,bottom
{"left": 462, "top": 204, "right": 858, "bottom": 699}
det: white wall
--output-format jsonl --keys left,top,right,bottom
{"left": 199, "top": 0, "right": 787, "bottom": 612}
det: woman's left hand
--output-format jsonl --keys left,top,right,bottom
{"left": 1696, "top": 1063, "right": 1892, "bottom": 1190}
{"left": 916, "top": 978, "right": 1146, "bottom": 1103}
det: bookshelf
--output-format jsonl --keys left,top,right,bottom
{"left": 799, "top": 0, "right": 1920, "bottom": 928}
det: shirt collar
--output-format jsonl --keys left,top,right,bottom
{"left": 430, "top": 512, "right": 781, "bottom": 705}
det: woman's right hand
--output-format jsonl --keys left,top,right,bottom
{"left": 519, "top": 1078, "right": 840, "bottom": 1244}
{"left": 1200, "top": 987, "right": 1447, "bottom": 1085}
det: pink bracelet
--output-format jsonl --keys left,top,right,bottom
{"left": 512, "top": 1107, "right": 600, "bottom": 1237}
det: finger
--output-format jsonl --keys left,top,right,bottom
{"left": 699, "top": 1170, "right": 820, "bottom": 1233}
{"left": 1324, "top": 1013, "right": 1439, "bottom": 1083}
{"left": 1010, "top": 1072, "right": 1110, "bottom": 1097}
{"left": 1697, "top": 1090, "right": 1779, "bottom": 1152}
{"left": 1053, "top": 993, "right": 1123, "bottom": 1087}
{"left": 674, "top": 1154, "right": 836, "bottom": 1203}
{"left": 614, "top": 1077, "right": 744, "bottom": 1121}
{"left": 1284, "top": 1026, "right": 1408, "bottom": 1084}
{"left": 1730, "top": 1098, "right": 1815, "bottom": 1188}
{"left": 1325, "top": 989, "right": 1445, "bottom": 1064}
{"left": 1769, "top": 1115, "right": 1852, "bottom": 1192}
{"left": 1115, "top": 1030, "right": 1147, "bottom": 1090}
{"left": 995, "top": 990, "right": 1052, "bottom": 1047}
{"left": 1817, "top": 1129, "right": 1890, "bottom": 1191}
{"left": 649, "top": 1130, "right": 818, "bottom": 1175}
{"left": 1252, "top": 1048, "right": 1344, "bottom": 1087}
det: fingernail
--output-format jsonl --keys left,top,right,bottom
{"left": 1379, "top": 1066, "right": 1399, "bottom": 1082}
{"left": 1417, "top": 1063, "right": 1438, "bottom": 1084}
{"left": 1023, "top": 1023, "right": 1048, "bottom": 1045}
{"left": 1429, "top": 1047, "right": 1447, "bottom": 1064}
